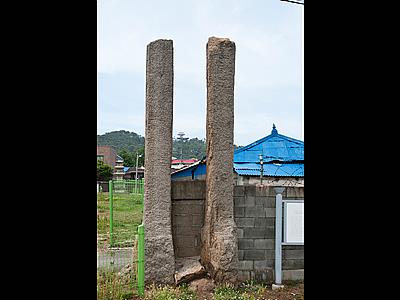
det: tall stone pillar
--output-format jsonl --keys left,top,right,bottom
{"left": 144, "top": 39, "right": 175, "bottom": 285}
{"left": 201, "top": 37, "right": 238, "bottom": 283}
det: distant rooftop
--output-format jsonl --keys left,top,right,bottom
{"left": 171, "top": 159, "right": 198, "bottom": 164}
{"left": 171, "top": 124, "right": 304, "bottom": 179}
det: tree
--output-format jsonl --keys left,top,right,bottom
{"left": 97, "top": 160, "right": 113, "bottom": 181}
{"left": 172, "top": 137, "right": 206, "bottom": 159}
{"left": 97, "top": 130, "right": 145, "bottom": 153}
{"left": 118, "top": 149, "right": 135, "bottom": 167}
{"left": 117, "top": 147, "right": 145, "bottom": 167}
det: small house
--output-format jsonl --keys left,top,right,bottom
{"left": 171, "top": 124, "right": 304, "bottom": 186}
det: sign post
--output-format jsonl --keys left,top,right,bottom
{"left": 273, "top": 187, "right": 285, "bottom": 290}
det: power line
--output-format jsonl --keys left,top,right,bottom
{"left": 280, "top": 0, "right": 304, "bottom": 5}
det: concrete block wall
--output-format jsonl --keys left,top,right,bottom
{"left": 171, "top": 180, "right": 304, "bottom": 282}
{"left": 171, "top": 181, "right": 205, "bottom": 258}
{"left": 235, "top": 185, "right": 304, "bottom": 282}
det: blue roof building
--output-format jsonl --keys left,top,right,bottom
{"left": 171, "top": 124, "right": 304, "bottom": 186}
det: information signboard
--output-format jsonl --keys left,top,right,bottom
{"left": 283, "top": 201, "right": 304, "bottom": 244}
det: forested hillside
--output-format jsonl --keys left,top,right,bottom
{"left": 97, "top": 130, "right": 145, "bottom": 153}
{"left": 97, "top": 130, "right": 207, "bottom": 166}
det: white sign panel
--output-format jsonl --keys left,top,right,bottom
{"left": 284, "top": 201, "right": 304, "bottom": 244}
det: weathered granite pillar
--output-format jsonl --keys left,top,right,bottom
{"left": 201, "top": 37, "right": 238, "bottom": 283}
{"left": 144, "top": 39, "right": 175, "bottom": 285}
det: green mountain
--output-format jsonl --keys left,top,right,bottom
{"left": 173, "top": 137, "right": 206, "bottom": 160}
{"left": 97, "top": 130, "right": 207, "bottom": 160}
{"left": 97, "top": 130, "right": 145, "bottom": 153}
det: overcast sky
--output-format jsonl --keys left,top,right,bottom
{"left": 97, "top": 0, "right": 303, "bottom": 146}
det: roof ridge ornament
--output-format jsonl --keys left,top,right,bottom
{"left": 272, "top": 123, "right": 278, "bottom": 135}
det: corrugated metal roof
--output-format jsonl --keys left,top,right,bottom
{"left": 171, "top": 162, "right": 206, "bottom": 179}
{"left": 234, "top": 163, "right": 304, "bottom": 177}
{"left": 171, "top": 160, "right": 202, "bottom": 174}
{"left": 171, "top": 159, "right": 198, "bottom": 164}
{"left": 171, "top": 125, "right": 304, "bottom": 179}
{"left": 234, "top": 124, "right": 303, "bottom": 163}
{"left": 233, "top": 125, "right": 303, "bottom": 177}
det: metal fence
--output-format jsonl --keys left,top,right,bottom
{"left": 109, "top": 179, "right": 144, "bottom": 247}
{"left": 97, "top": 179, "right": 145, "bottom": 299}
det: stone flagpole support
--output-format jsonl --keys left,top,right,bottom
{"left": 144, "top": 39, "right": 175, "bottom": 285}
{"left": 201, "top": 37, "right": 238, "bottom": 283}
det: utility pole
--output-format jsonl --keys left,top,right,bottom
{"left": 259, "top": 154, "right": 264, "bottom": 185}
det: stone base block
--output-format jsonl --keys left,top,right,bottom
{"left": 272, "top": 284, "right": 284, "bottom": 290}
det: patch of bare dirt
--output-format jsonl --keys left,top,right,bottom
{"left": 262, "top": 282, "right": 304, "bottom": 300}
{"left": 188, "top": 277, "right": 216, "bottom": 300}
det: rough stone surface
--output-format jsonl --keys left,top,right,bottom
{"left": 175, "top": 256, "right": 207, "bottom": 284}
{"left": 144, "top": 39, "right": 175, "bottom": 285}
{"left": 201, "top": 37, "right": 238, "bottom": 283}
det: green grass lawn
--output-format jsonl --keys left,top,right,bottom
{"left": 97, "top": 191, "right": 143, "bottom": 247}
{"left": 97, "top": 269, "right": 138, "bottom": 300}
{"left": 97, "top": 187, "right": 144, "bottom": 299}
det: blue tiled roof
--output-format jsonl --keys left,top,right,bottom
{"left": 171, "top": 124, "right": 304, "bottom": 180}
{"left": 171, "top": 162, "right": 206, "bottom": 180}
{"left": 234, "top": 163, "right": 304, "bottom": 177}
{"left": 234, "top": 124, "right": 303, "bottom": 163}
{"left": 233, "top": 124, "right": 304, "bottom": 177}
